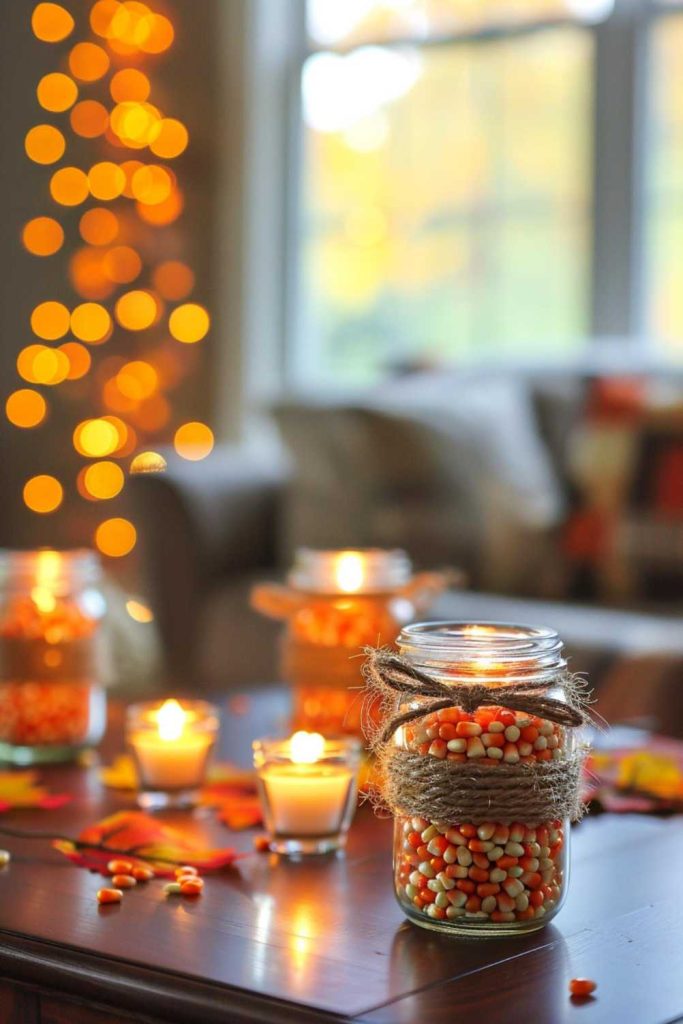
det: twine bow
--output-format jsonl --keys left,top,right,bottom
{"left": 363, "top": 649, "right": 589, "bottom": 748}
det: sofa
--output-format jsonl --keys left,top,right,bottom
{"left": 132, "top": 370, "right": 683, "bottom": 733}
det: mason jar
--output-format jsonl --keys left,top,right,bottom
{"left": 0, "top": 549, "right": 110, "bottom": 764}
{"left": 392, "top": 622, "right": 576, "bottom": 937}
{"left": 252, "top": 549, "right": 450, "bottom": 736}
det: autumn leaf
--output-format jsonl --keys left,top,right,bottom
{"left": 53, "top": 810, "right": 241, "bottom": 877}
{"left": 0, "top": 770, "right": 70, "bottom": 812}
{"left": 98, "top": 754, "right": 138, "bottom": 790}
{"left": 200, "top": 785, "right": 262, "bottom": 830}
{"left": 99, "top": 756, "right": 262, "bottom": 830}
{"left": 197, "top": 763, "right": 261, "bottom": 830}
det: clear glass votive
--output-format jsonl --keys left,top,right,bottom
{"left": 127, "top": 698, "right": 219, "bottom": 810}
{"left": 253, "top": 731, "right": 361, "bottom": 855}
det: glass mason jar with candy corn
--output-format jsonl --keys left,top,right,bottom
{"left": 251, "top": 549, "right": 453, "bottom": 737}
{"left": 364, "top": 622, "right": 589, "bottom": 936}
{"left": 0, "top": 549, "right": 111, "bottom": 765}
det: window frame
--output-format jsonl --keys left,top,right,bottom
{"left": 246, "top": 0, "right": 683, "bottom": 400}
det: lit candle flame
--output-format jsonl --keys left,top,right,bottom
{"left": 334, "top": 551, "right": 365, "bottom": 593}
{"left": 155, "top": 698, "right": 186, "bottom": 742}
{"left": 290, "top": 730, "right": 325, "bottom": 764}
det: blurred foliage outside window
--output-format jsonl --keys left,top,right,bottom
{"left": 297, "top": 0, "right": 683, "bottom": 386}
{"left": 647, "top": 12, "right": 683, "bottom": 353}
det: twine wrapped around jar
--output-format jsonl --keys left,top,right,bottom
{"left": 362, "top": 648, "right": 593, "bottom": 825}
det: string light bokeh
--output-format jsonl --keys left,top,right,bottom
{"left": 9, "top": 1, "right": 214, "bottom": 558}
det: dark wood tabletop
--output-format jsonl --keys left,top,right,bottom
{"left": 0, "top": 687, "right": 681, "bottom": 1024}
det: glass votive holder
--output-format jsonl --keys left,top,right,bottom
{"left": 126, "top": 698, "right": 219, "bottom": 810}
{"left": 253, "top": 731, "right": 361, "bottom": 855}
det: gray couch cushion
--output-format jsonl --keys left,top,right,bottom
{"left": 273, "top": 374, "right": 567, "bottom": 595}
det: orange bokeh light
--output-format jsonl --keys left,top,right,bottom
{"left": 69, "top": 42, "right": 110, "bottom": 82}
{"left": 32, "top": 3, "right": 74, "bottom": 43}
{"left": 174, "top": 422, "right": 214, "bottom": 461}
{"left": 79, "top": 208, "right": 119, "bottom": 246}
{"left": 108, "top": 2, "right": 150, "bottom": 38}
{"left": 115, "top": 289, "right": 157, "bottom": 330}
{"left": 88, "top": 162, "right": 126, "bottom": 201}
{"left": 125, "top": 597, "right": 154, "bottom": 621}
{"left": 103, "top": 245, "right": 142, "bottom": 284}
{"left": 141, "top": 14, "right": 174, "bottom": 54}
{"left": 30, "top": 300, "right": 70, "bottom": 341}
{"left": 69, "top": 246, "right": 115, "bottom": 300}
{"left": 169, "top": 303, "right": 210, "bottom": 344}
{"left": 70, "top": 302, "right": 112, "bottom": 344}
{"left": 50, "top": 166, "right": 89, "bottom": 206}
{"left": 130, "top": 450, "right": 167, "bottom": 474}
{"left": 110, "top": 101, "right": 161, "bottom": 148}
{"left": 37, "top": 72, "right": 78, "bottom": 112}
{"left": 110, "top": 68, "right": 151, "bottom": 103}
{"left": 17, "top": 345, "right": 46, "bottom": 383}
{"left": 131, "top": 164, "right": 172, "bottom": 205}
{"left": 120, "top": 159, "right": 144, "bottom": 197}
{"left": 73, "top": 417, "right": 120, "bottom": 457}
{"left": 90, "top": 0, "right": 120, "bottom": 37}
{"left": 5, "top": 389, "right": 47, "bottom": 429}
{"left": 137, "top": 187, "right": 184, "bottom": 225}
{"left": 150, "top": 119, "right": 188, "bottom": 160}
{"left": 17, "top": 344, "right": 69, "bottom": 386}
{"left": 23, "top": 475, "right": 63, "bottom": 514}
{"left": 22, "top": 217, "right": 64, "bottom": 257}
{"left": 70, "top": 100, "right": 109, "bottom": 138}
{"left": 59, "top": 341, "right": 92, "bottom": 380}
{"left": 95, "top": 517, "right": 137, "bottom": 557}
{"left": 80, "top": 460, "right": 125, "bottom": 501}
{"left": 102, "top": 415, "right": 133, "bottom": 456}
{"left": 116, "top": 360, "right": 158, "bottom": 400}
{"left": 152, "top": 261, "right": 195, "bottom": 301}
{"left": 25, "top": 124, "right": 65, "bottom": 165}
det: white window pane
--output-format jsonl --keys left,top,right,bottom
{"left": 297, "top": 28, "right": 592, "bottom": 386}
{"left": 307, "top": 0, "right": 613, "bottom": 48}
{"left": 645, "top": 14, "right": 683, "bottom": 352}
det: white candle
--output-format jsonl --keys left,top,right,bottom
{"left": 256, "top": 731, "right": 358, "bottom": 840}
{"left": 128, "top": 699, "right": 215, "bottom": 790}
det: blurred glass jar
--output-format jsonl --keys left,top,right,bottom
{"left": 0, "top": 549, "right": 111, "bottom": 764}
{"left": 251, "top": 548, "right": 452, "bottom": 736}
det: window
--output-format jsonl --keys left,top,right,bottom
{"left": 289, "top": 0, "right": 683, "bottom": 388}
{"left": 646, "top": 6, "right": 683, "bottom": 350}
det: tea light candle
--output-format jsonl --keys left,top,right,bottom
{"left": 254, "top": 731, "right": 361, "bottom": 855}
{"left": 288, "top": 548, "right": 412, "bottom": 595}
{"left": 127, "top": 699, "right": 219, "bottom": 810}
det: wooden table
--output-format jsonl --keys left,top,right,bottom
{"left": 0, "top": 687, "right": 681, "bottom": 1024}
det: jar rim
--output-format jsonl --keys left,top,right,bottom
{"left": 289, "top": 547, "right": 411, "bottom": 593}
{"left": 0, "top": 548, "right": 103, "bottom": 590}
{"left": 126, "top": 699, "right": 219, "bottom": 733}
{"left": 398, "top": 621, "right": 566, "bottom": 677}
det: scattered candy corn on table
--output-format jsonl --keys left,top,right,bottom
{"left": 0, "top": 686, "right": 681, "bottom": 1024}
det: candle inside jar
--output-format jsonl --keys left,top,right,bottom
{"left": 258, "top": 731, "right": 356, "bottom": 836}
{"left": 129, "top": 699, "right": 214, "bottom": 790}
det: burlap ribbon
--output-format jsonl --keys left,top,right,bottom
{"left": 362, "top": 648, "right": 592, "bottom": 825}
{"left": 363, "top": 650, "right": 589, "bottom": 747}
